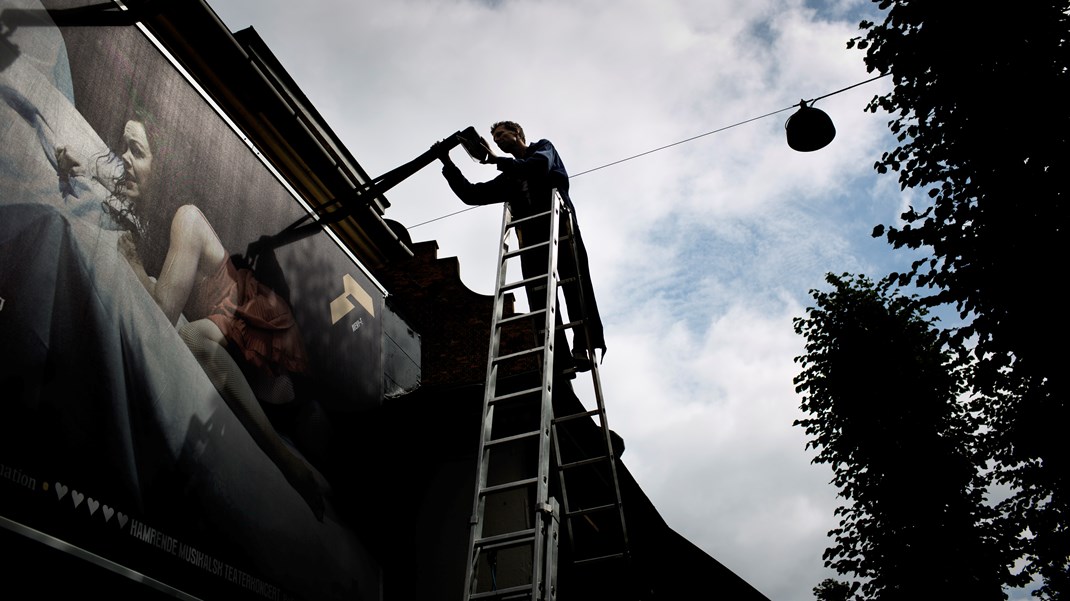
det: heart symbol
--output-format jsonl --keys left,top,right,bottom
{"left": 55, "top": 482, "right": 68, "bottom": 500}
{"left": 71, "top": 490, "right": 84, "bottom": 508}
{"left": 117, "top": 513, "right": 128, "bottom": 529}
{"left": 87, "top": 498, "right": 99, "bottom": 515}
{"left": 103, "top": 506, "right": 114, "bottom": 522}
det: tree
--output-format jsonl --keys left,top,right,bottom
{"left": 849, "top": 1, "right": 1070, "bottom": 596}
{"left": 794, "top": 274, "right": 1003, "bottom": 601}
{"left": 813, "top": 578, "right": 854, "bottom": 601}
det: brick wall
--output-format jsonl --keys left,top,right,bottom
{"left": 378, "top": 237, "right": 538, "bottom": 389}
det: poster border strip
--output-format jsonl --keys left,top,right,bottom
{"left": 0, "top": 515, "right": 204, "bottom": 601}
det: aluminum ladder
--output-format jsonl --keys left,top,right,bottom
{"left": 462, "top": 190, "right": 630, "bottom": 601}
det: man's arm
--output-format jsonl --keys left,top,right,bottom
{"left": 441, "top": 160, "right": 506, "bottom": 206}
{"left": 492, "top": 139, "right": 557, "bottom": 178}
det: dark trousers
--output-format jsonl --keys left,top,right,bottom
{"left": 515, "top": 210, "right": 589, "bottom": 363}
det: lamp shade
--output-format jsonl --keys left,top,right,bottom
{"left": 785, "top": 101, "right": 836, "bottom": 152}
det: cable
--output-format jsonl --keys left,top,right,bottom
{"left": 409, "top": 206, "right": 481, "bottom": 229}
{"left": 571, "top": 72, "right": 889, "bottom": 178}
{"left": 569, "top": 105, "right": 795, "bottom": 179}
{"left": 408, "top": 73, "right": 890, "bottom": 229}
{"left": 808, "top": 72, "right": 889, "bottom": 104}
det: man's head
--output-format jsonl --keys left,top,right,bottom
{"left": 491, "top": 121, "right": 526, "bottom": 156}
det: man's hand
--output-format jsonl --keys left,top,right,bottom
{"left": 431, "top": 140, "right": 453, "bottom": 166}
{"left": 479, "top": 137, "right": 497, "bottom": 165}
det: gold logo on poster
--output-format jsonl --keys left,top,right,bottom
{"left": 330, "top": 274, "right": 375, "bottom": 325}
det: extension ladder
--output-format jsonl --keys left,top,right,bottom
{"left": 462, "top": 191, "right": 630, "bottom": 601}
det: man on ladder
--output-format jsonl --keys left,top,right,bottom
{"left": 435, "top": 120, "right": 606, "bottom": 372}
{"left": 436, "top": 121, "right": 630, "bottom": 601}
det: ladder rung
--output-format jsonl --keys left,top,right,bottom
{"left": 490, "top": 387, "right": 543, "bottom": 406}
{"left": 507, "top": 209, "right": 553, "bottom": 227}
{"left": 480, "top": 477, "right": 538, "bottom": 496}
{"left": 469, "top": 583, "right": 535, "bottom": 600}
{"left": 557, "top": 319, "right": 584, "bottom": 331}
{"left": 474, "top": 527, "right": 537, "bottom": 551}
{"left": 485, "top": 429, "right": 541, "bottom": 447}
{"left": 553, "top": 409, "right": 601, "bottom": 424}
{"left": 493, "top": 346, "right": 547, "bottom": 365}
{"left": 501, "top": 273, "right": 552, "bottom": 294}
{"left": 565, "top": 502, "right": 620, "bottom": 518}
{"left": 573, "top": 552, "right": 627, "bottom": 567}
{"left": 499, "top": 309, "right": 546, "bottom": 326}
{"left": 503, "top": 239, "right": 551, "bottom": 260}
{"left": 531, "top": 276, "right": 575, "bottom": 293}
{"left": 538, "top": 322, "right": 590, "bottom": 338}
{"left": 559, "top": 455, "right": 610, "bottom": 470}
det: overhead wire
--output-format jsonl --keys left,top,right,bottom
{"left": 408, "top": 72, "right": 890, "bottom": 230}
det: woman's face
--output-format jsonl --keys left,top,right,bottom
{"left": 120, "top": 120, "right": 153, "bottom": 201}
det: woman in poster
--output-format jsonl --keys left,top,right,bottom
{"left": 106, "top": 112, "right": 330, "bottom": 521}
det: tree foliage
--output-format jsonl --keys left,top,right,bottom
{"left": 794, "top": 274, "right": 1004, "bottom": 600}
{"left": 843, "top": 0, "right": 1070, "bottom": 597}
{"left": 813, "top": 578, "right": 854, "bottom": 601}
{"left": 800, "top": 1, "right": 1065, "bottom": 594}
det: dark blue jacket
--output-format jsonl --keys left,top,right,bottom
{"left": 442, "top": 139, "right": 606, "bottom": 356}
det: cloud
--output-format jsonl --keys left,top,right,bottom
{"left": 600, "top": 295, "right": 840, "bottom": 599}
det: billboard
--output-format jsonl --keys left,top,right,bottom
{"left": 0, "top": 1, "right": 387, "bottom": 598}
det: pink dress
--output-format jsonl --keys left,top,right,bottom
{"left": 187, "top": 259, "right": 309, "bottom": 376}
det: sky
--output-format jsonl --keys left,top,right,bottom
{"left": 203, "top": 1, "right": 911, "bottom": 599}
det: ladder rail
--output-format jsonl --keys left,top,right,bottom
{"left": 553, "top": 205, "right": 632, "bottom": 564}
{"left": 463, "top": 204, "right": 517, "bottom": 598}
{"left": 529, "top": 197, "right": 562, "bottom": 601}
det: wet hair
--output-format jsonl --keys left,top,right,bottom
{"left": 103, "top": 103, "right": 180, "bottom": 276}
{"left": 491, "top": 120, "right": 525, "bottom": 144}
{"left": 103, "top": 106, "right": 161, "bottom": 237}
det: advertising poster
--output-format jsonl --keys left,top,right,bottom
{"left": 0, "top": 1, "right": 385, "bottom": 598}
